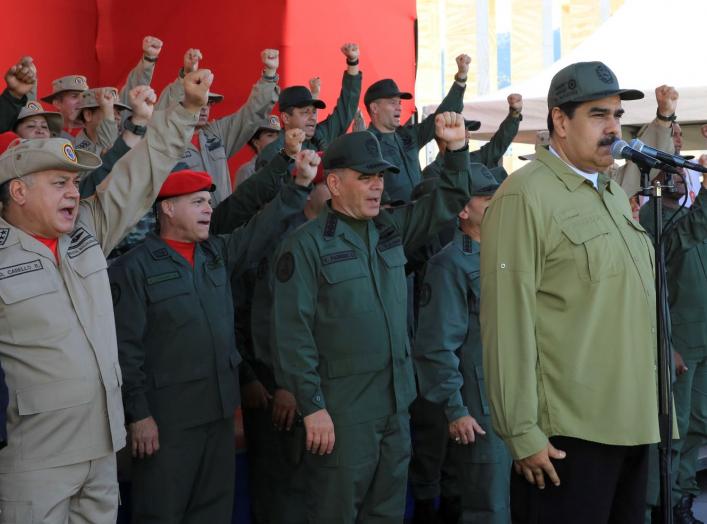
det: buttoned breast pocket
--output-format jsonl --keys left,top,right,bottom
{"left": 558, "top": 212, "right": 622, "bottom": 282}
{"left": 378, "top": 245, "right": 408, "bottom": 303}
{"left": 319, "top": 259, "right": 373, "bottom": 318}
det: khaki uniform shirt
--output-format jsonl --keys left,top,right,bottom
{"left": 157, "top": 76, "right": 279, "bottom": 205}
{"left": 0, "top": 104, "right": 197, "bottom": 472}
{"left": 480, "top": 145, "right": 660, "bottom": 460}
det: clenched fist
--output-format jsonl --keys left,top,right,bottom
{"left": 128, "top": 85, "right": 157, "bottom": 125}
{"left": 655, "top": 85, "right": 678, "bottom": 118}
{"left": 435, "top": 112, "right": 467, "bottom": 151}
{"left": 5, "top": 56, "right": 36, "bottom": 99}
{"left": 182, "top": 69, "right": 213, "bottom": 113}
{"left": 294, "top": 149, "right": 320, "bottom": 187}
{"left": 508, "top": 93, "right": 523, "bottom": 113}
{"left": 456, "top": 54, "right": 471, "bottom": 79}
{"left": 261, "top": 49, "right": 279, "bottom": 75}
{"left": 143, "top": 36, "right": 163, "bottom": 60}
{"left": 183, "top": 48, "right": 203, "bottom": 74}
{"left": 341, "top": 43, "right": 360, "bottom": 62}
{"left": 284, "top": 128, "right": 306, "bottom": 157}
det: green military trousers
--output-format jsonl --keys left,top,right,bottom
{"left": 305, "top": 412, "right": 411, "bottom": 523}
{"left": 130, "top": 417, "right": 235, "bottom": 523}
{"left": 673, "top": 354, "right": 707, "bottom": 500}
{"left": 242, "top": 404, "right": 307, "bottom": 524}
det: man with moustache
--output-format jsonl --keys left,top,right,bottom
{"left": 271, "top": 112, "right": 474, "bottom": 522}
{"left": 0, "top": 69, "right": 210, "bottom": 522}
{"left": 481, "top": 61, "right": 660, "bottom": 524}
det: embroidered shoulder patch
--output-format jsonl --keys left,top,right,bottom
{"left": 68, "top": 227, "right": 99, "bottom": 259}
{"left": 276, "top": 252, "right": 295, "bottom": 283}
{"left": 0, "top": 229, "right": 9, "bottom": 247}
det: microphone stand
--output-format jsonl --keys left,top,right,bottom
{"left": 639, "top": 164, "right": 674, "bottom": 524}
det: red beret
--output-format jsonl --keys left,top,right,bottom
{"left": 0, "top": 131, "right": 20, "bottom": 154}
{"left": 292, "top": 151, "right": 325, "bottom": 185}
{"left": 158, "top": 169, "right": 215, "bottom": 199}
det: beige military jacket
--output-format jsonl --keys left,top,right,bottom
{"left": 156, "top": 75, "right": 278, "bottom": 205}
{"left": 0, "top": 103, "right": 197, "bottom": 473}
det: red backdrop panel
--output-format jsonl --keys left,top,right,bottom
{"left": 1, "top": 0, "right": 416, "bottom": 180}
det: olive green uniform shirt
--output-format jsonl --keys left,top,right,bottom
{"left": 480, "top": 145, "right": 660, "bottom": 460}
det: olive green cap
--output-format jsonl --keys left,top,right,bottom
{"left": 323, "top": 131, "right": 399, "bottom": 174}
{"left": 547, "top": 61, "right": 643, "bottom": 109}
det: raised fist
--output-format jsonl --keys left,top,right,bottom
{"left": 455, "top": 54, "right": 471, "bottom": 77}
{"left": 182, "top": 69, "right": 213, "bottom": 113}
{"left": 183, "top": 49, "right": 202, "bottom": 74}
{"left": 655, "top": 85, "right": 678, "bottom": 118}
{"left": 261, "top": 49, "right": 279, "bottom": 73}
{"left": 341, "top": 43, "right": 359, "bottom": 62}
{"left": 507, "top": 93, "right": 523, "bottom": 113}
{"left": 352, "top": 108, "right": 366, "bottom": 132}
{"left": 309, "top": 77, "right": 321, "bottom": 99}
{"left": 5, "top": 56, "right": 36, "bottom": 98}
{"left": 128, "top": 85, "right": 157, "bottom": 125}
{"left": 95, "top": 87, "right": 118, "bottom": 113}
{"left": 143, "top": 36, "right": 163, "bottom": 60}
{"left": 701, "top": 124, "right": 707, "bottom": 140}
{"left": 284, "top": 128, "right": 306, "bottom": 157}
{"left": 294, "top": 149, "right": 320, "bottom": 187}
{"left": 434, "top": 112, "right": 466, "bottom": 151}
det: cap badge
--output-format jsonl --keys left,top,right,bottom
{"left": 595, "top": 65, "right": 614, "bottom": 84}
{"left": 63, "top": 144, "right": 78, "bottom": 163}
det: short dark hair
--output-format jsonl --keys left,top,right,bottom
{"left": 0, "top": 181, "right": 10, "bottom": 208}
{"left": 547, "top": 101, "right": 582, "bottom": 135}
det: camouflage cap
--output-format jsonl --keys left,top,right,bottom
{"left": 323, "top": 131, "right": 399, "bottom": 175}
{"left": 0, "top": 138, "right": 102, "bottom": 185}
{"left": 40, "top": 75, "right": 89, "bottom": 103}
{"left": 78, "top": 88, "right": 132, "bottom": 112}
{"left": 547, "top": 61, "right": 643, "bottom": 109}
{"left": 15, "top": 102, "right": 64, "bottom": 136}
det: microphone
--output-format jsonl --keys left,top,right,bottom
{"left": 611, "top": 140, "right": 666, "bottom": 171}
{"left": 629, "top": 139, "right": 707, "bottom": 173}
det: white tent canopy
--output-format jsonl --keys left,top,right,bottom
{"left": 423, "top": 0, "right": 707, "bottom": 149}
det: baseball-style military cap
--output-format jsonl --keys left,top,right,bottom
{"left": 279, "top": 86, "right": 326, "bottom": 112}
{"left": 40, "top": 75, "right": 89, "bottom": 103}
{"left": 15, "top": 101, "right": 64, "bottom": 136}
{"left": 0, "top": 138, "right": 102, "bottom": 185}
{"left": 158, "top": 170, "right": 215, "bottom": 199}
{"left": 207, "top": 92, "right": 224, "bottom": 104}
{"left": 323, "top": 131, "right": 400, "bottom": 175}
{"left": 78, "top": 88, "right": 131, "bottom": 113}
{"left": 465, "top": 119, "right": 481, "bottom": 131}
{"left": 470, "top": 164, "right": 505, "bottom": 196}
{"left": 364, "top": 79, "right": 412, "bottom": 107}
{"left": 547, "top": 61, "right": 643, "bottom": 109}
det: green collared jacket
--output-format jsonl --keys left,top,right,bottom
{"left": 480, "top": 145, "right": 660, "bottom": 460}
{"left": 271, "top": 150, "right": 472, "bottom": 426}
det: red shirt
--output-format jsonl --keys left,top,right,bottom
{"left": 191, "top": 132, "right": 201, "bottom": 152}
{"left": 32, "top": 235, "right": 59, "bottom": 262}
{"left": 64, "top": 127, "right": 82, "bottom": 138}
{"left": 164, "top": 238, "right": 196, "bottom": 267}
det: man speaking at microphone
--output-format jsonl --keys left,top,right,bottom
{"left": 480, "top": 61, "right": 660, "bottom": 524}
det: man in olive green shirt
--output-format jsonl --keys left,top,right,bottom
{"left": 480, "top": 61, "right": 659, "bottom": 524}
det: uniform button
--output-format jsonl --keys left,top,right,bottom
{"left": 651, "top": 328, "right": 656, "bottom": 333}
{"left": 314, "top": 395, "right": 321, "bottom": 402}
{"left": 500, "top": 263, "right": 506, "bottom": 269}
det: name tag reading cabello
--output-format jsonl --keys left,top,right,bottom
{"left": 0, "top": 259, "right": 43, "bottom": 280}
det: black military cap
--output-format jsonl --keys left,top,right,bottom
{"left": 465, "top": 119, "right": 481, "bottom": 131}
{"left": 279, "top": 86, "right": 326, "bottom": 112}
{"left": 470, "top": 164, "right": 504, "bottom": 196}
{"left": 364, "top": 79, "right": 413, "bottom": 107}
{"left": 323, "top": 131, "right": 400, "bottom": 174}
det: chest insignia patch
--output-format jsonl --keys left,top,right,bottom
{"left": 68, "top": 227, "right": 99, "bottom": 259}
{"left": 0, "top": 259, "right": 43, "bottom": 280}
{"left": 419, "top": 282, "right": 432, "bottom": 307}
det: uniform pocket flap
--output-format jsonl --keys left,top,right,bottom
{"left": 145, "top": 279, "right": 190, "bottom": 303}
{"left": 624, "top": 215, "right": 648, "bottom": 234}
{"left": 326, "top": 352, "right": 389, "bottom": 378}
{"left": 378, "top": 246, "right": 407, "bottom": 268}
{"left": 70, "top": 248, "right": 107, "bottom": 277}
{"left": 152, "top": 365, "right": 210, "bottom": 388}
{"left": 559, "top": 217, "right": 610, "bottom": 245}
{"left": 321, "top": 260, "right": 367, "bottom": 284}
{"left": 16, "top": 379, "right": 94, "bottom": 415}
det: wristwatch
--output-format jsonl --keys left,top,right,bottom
{"left": 124, "top": 117, "right": 147, "bottom": 137}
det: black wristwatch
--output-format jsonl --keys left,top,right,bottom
{"left": 124, "top": 117, "right": 147, "bottom": 136}
{"left": 656, "top": 110, "right": 676, "bottom": 122}
{"left": 278, "top": 148, "right": 295, "bottom": 163}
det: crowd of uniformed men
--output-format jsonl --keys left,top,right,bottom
{"left": 0, "top": 35, "right": 707, "bottom": 524}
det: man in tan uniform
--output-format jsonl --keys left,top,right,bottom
{"left": 156, "top": 47, "right": 280, "bottom": 205}
{"left": 0, "top": 70, "right": 210, "bottom": 523}
{"left": 42, "top": 35, "right": 162, "bottom": 140}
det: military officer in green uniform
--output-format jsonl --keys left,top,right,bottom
{"left": 414, "top": 165, "right": 512, "bottom": 523}
{"left": 256, "top": 43, "right": 362, "bottom": 170}
{"left": 364, "top": 54, "right": 470, "bottom": 203}
{"left": 640, "top": 171, "right": 707, "bottom": 524}
{"left": 271, "top": 112, "right": 476, "bottom": 523}
{"left": 109, "top": 162, "right": 315, "bottom": 523}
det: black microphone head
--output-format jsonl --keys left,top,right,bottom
{"left": 611, "top": 139, "right": 630, "bottom": 161}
